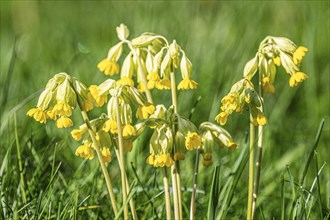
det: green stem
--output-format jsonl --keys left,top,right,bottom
{"left": 114, "top": 96, "right": 129, "bottom": 220}
{"left": 114, "top": 149, "right": 137, "bottom": 220}
{"left": 162, "top": 168, "right": 172, "bottom": 220}
{"left": 252, "top": 72, "right": 264, "bottom": 218}
{"left": 190, "top": 149, "right": 200, "bottom": 220}
{"left": 170, "top": 71, "right": 182, "bottom": 219}
{"left": 247, "top": 114, "right": 255, "bottom": 220}
{"left": 80, "top": 111, "right": 118, "bottom": 216}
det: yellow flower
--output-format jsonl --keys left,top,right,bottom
{"left": 146, "top": 154, "right": 155, "bottom": 165}
{"left": 27, "top": 107, "right": 47, "bottom": 124}
{"left": 289, "top": 72, "right": 308, "bottom": 87}
{"left": 71, "top": 129, "right": 84, "bottom": 141}
{"left": 273, "top": 56, "right": 281, "bottom": 66}
{"left": 227, "top": 141, "right": 237, "bottom": 149}
{"left": 75, "top": 143, "right": 94, "bottom": 160}
{"left": 157, "top": 77, "right": 171, "bottom": 90}
{"left": 89, "top": 85, "right": 108, "bottom": 107}
{"left": 97, "top": 59, "right": 119, "bottom": 76}
{"left": 46, "top": 110, "right": 57, "bottom": 120}
{"left": 256, "top": 113, "right": 267, "bottom": 126}
{"left": 154, "top": 153, "right": 174, "bottom": 167}
{"left": 262, "top": 76, "right": 275, "bottom": 94}
{"left": 221, "top": 93, "right": 238, "bottom": 111}
{"left": 116, "top": 77, "right": 134, "bottom": 87}
{"left": 122, "top": 124, "right": 136, "bottom": 137}
{"left": 215, "top": 112, "right": 229, "bottom": 125}
{"left": 101, "top": 148, "right": 112, "bottom": 163}
{"left": 293, "top": 46, "right": 308, "bottom": 65}
{"left": 137, "top": 82, "right": 146, "bottom": 92}
{"left": 103, "top": 119, "right": 118, "bottom": 134}
{"left": 147, "top": 72, "right": 160, "bottom": 89}
{"left": 185, "top": 132, "right": 202, "bottom": 150}
{"left": 82, "top": 100, "right": 94, "bottom": 112}
{"left": 52, "top": 101, "right": 72, "bottom": 117}
{"left": 56, "top": 116, "right": 73, "bottom": 128}
{"left": 177, "top": 77, "right": 198, "bottom": 90}
{"left": 136, "top": 104, "right": 156, "bottom": 119}
{"left": 174, "top": 152, "right": 185, "bottom": 161}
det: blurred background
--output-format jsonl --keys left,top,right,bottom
{"left": 1, "top": 1, "right": 329, "bottom": 219}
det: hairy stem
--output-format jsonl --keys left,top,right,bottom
{"left": 80, "top": 111, "right": 118, "bottom": 216}
{"left": 247, "top": 114, "right": 255, "bottom": 220}
{"left": 114, "top": 96, "right": 129, "bottom": 220}
{"left": 114, "top": 149, "right": 137, "bottom": 220}
{"left": 252, "top": 72, "right": 264, "bottom": 218}
{"left": 170, "top": 71, "right": 182, "bottom": 219}
{"left": 190, "top": 149, "right": 200, "bottom": 220}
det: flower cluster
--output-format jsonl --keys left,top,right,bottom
{"left": 244, "top": 36, "right": 308, "bottom": 92}
{"left": 97, "top": 24, "right": 198, "bottom": 91}
{"left": 146, "top": 105, "right": 236, "bottom": 167}
{"left": 215, "top": 79, "right": 267, "bottom": 126}
{"left": 27, "top": 73, "right": 94, "bottom": 128}
{"left": 216, "top": 36, "right": 307, "bottom": 126}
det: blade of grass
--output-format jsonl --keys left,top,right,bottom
{"left": 280, "top": 173, "right": 285, "bottom": 220}
{"left": 207, "top": 165, "right": 221, "bottom": 220}
{"left": 14, "top": 113, "right": 27, "bottom": 204}
{"left": 299, "top": 119, "right": 325, "bottom": 186}
{"left": 314, "top": 151, "right": 324, "bottom": 219}
{"left": 115, "top": 180, "right": 138, "bottom": 220}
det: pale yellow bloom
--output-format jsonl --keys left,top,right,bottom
{"left": 185, "top": 132, "right": 202, "bottom": 150}
{"left": 101, "top": 148, "right": 111, "bottom": 163}
{"left": 177, "top": 77, "right": 198, "bottom": 90}
{"left": 154, "top": 153, "right": 174, "bottom": 167}
{"left": 75, "top": 143, "right": 94, "bottom": 160}
{"left": 71, "top": 129, "right": 84, "bottom": 141}
{"left": 273, "top": 56, "right": 281, "bottom": 66}
{"left": 103, "top": 119, "right": 118, "bottom": 134}
{"left": 56, "top": 116, "right": 73, "bottom": 128}
{"left": 97, "top": 59, "right": 120, "bottom": 76}
{"left": 52, "top": 101, "right": 72, "bottom": 117}
{"left": 122, "top": 124, "right": 136, "bottom": 137}
{"left": 116, "top": 76, "right": 134, "bottom": 87}
{"left": 262, "top": 76, "right": 275, "bottom": 94}
{"left": 89, "top": 85, "right": 108, "bottom": 107}
{"left": 157, "top": 77, "right": 171, "bottom": 90}
{"left": 293, "top": 46, "right": 308, "bottom": 65}
{"left": 289, "top": 72, "right": 308, "bottom": 87}
{"left": 136, "top": 104, "right": 156, "bottom": 119}
{"left": 27, "top": 107, "right": 47, "bottom": 124}
{"left": 146, "top": 154, "right": 155, "bottom": 166}
{"left": 215, "top": 112, "right": 229, "bottom": 125}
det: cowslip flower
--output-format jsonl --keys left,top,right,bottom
{"left": 97, "top": 42, "right": 123, "bottom": 76}
{"left": 185, "top": 132, "right": 202, "bottom": 150}
{"left": 75, "top": 142, "right": 94, "bottom": 160}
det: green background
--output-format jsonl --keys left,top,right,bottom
{"left": 1, "top": 1, "right": 329, "bottom": 219}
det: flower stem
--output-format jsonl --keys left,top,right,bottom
{"left": 170, "top": 70, "right": 182, "bottom": 219}
{"left": 162, "top": 168, "right": 172, "bottom": 220}
{"left": 114, "top": 96, "right": 129, "bottom": 220}
{"left": 80, "top": 111, "right": 118, "bottom": 216}
{"left": 190, "top": 149, "right": 200, "bottom": 220}
{"left": 114, "top": 149, "right": 137, "bottom": 220}
{"left": 252, "top": 74, "right": 265, "bottom": 218}
{"left": 247, "top": 114, "right": 255, "bottom": 220}
{"left": 128, "top": 41, "right": 171, "bottom": 220}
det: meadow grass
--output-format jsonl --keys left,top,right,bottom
{"left": 1, "top": 1, "right": 329, "bottom": 219}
